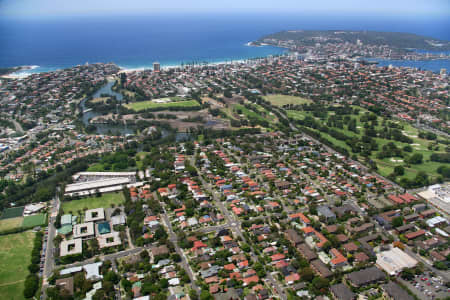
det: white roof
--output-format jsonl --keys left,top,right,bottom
{"left": 60, "top": 266, "right": 82, "bottom": 275}
{"left": 83, "top": 262, "right": 103, "bottom": 280}
{"left": 168, "top": 278, "right": 180, "bottom": 286}
{"left": 85, "top": 208, "right": 105, "bottom": 222}
{"left": 76, "top": 171, "right": 136, "bottom": 177}
{"left": 60, "top": 238, "right": 83, "bottom": 257}
{"left": 73, "top": 222, "right": 95, "bottom": 238}
{"left": 376, "top": 247, "right": 418, "bottom": 275}
{"left": 426, "top": 216, "right": 447, "bottom": 227}
{"left": 65, "top": 178, "right": 130, "bottom": 193}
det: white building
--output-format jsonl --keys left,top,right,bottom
{"left": 376, "top": 247, "right": 418, "bottom": 275}
{"left": 60, "top": 238, "right": 83, "bottom": 257}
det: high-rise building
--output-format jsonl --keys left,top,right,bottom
{"left": 153, "top": 62, "right": 160, "bottom": 72}
{"left": 440, "top": 68, "right": 447, "bottom": 76}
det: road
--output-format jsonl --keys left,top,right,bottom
{"left": 11, "top": 119, "right": 24, "bottom": 134}
{"left": 43, "top": 194, "right": 60, "bottom": 279}
{"left": 41, "top": 193, "right": 60, "bottom": 299}
{"left": 194, "top": 161, "right": 288, "bottom": 300}
{"left": 57, "top": 247, "right": 144, "bottom": 270}
{"left": 161, "top": 208, "right": 201, "bottom": 295}
{"left": 403, "top": 247, "right": 450, "bottom": 282}
{"left": 273, "top": 106, "right": 401, "bottom": 190}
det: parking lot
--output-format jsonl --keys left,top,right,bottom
{"left": 401, "top": 272, "right": 450, "bottom": 300}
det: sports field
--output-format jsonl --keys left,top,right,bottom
{"left": 0, "top": 217, "right": 23, "bottom": 231}
{"left": 62, "top": 192, "right": 125, "bottom": 214}
{"left": 0, "top": 207, "right": 24, "bottom": 220}
{"left": 0, "top": 231, "right": 35, "bottom": 300}
{"left": 124, "top": 99, "right": 200, "bottom": 111}
{"left": 264, "top": 94, "right": 312, "bottom": 106}
{"left": 22, "top": 213, "right": 47, "bottom": 228}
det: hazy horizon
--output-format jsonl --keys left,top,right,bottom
{"left": 1, "top": 0, "right": 449, "bottom": 17}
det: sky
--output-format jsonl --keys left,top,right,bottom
{"left": 0, "top": 0, "right": 449, "bottom": 17}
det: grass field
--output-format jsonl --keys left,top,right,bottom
{"left": 233, "top": 104, "right": 266, "bottom": 122}
{"left": 0, "top": 217, "right": 23, "bottom": 231}
{"left": 287, "top": 110, "right": 309, "bottom": 120}
{"left": 22, "top": 214, "right": 47, "bottom": 228}
{"left": 62, "top": 192, "right": 125, "bottom": 214}
{"left": 0, "top": 207, "right": 24, "bottom": 220}
{"left": 124, "top": 99, "right": 200, "bottom": 111}
{"left": 264, "top": 94, "right": 312, "bottom": 106}
{"left": 0, "top": 231, "right": 35, "bottom": 300}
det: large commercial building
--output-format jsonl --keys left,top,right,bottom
{"left": 417, "top": 183, "right": 450, "bottom": 216}
{"left": 153, "top": 62, "right": 160, "bottom": 72}
{"left": 376, "top": 247, "right": 418, "bottom": 275}
{"left": 65, "top": 171, "right": 142, "bottom": 197}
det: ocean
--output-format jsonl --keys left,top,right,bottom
{"left": 0, "top": 14, "right": 449, "bottom": 74}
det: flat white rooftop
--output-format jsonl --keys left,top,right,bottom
{"left": 64, "top": 181, "right": 144, "bottom": 197}
{"left": 85, "top": 208, "right": 105, "bottom": 223}
{"left": 97, "top": 231, "right": 121, "bottom": 249}
{"left": 418, "top": 183, "right": 450, "bottom": 215}
{"left": 73, "top": 222, "right": 95, "bottom": 239}
{"left": 60, "top": 238, "right": 83, "bottom": 257}
{"left": 65, "top": 178, "right": 131, "bottom": 193}
{"left": 376, "top": 247, "right": 417, "bottom": 275}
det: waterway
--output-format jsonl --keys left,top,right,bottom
{"left": 80, "top": 80, "right": 192, "bottom": 141}
{"left": 80, "top": 79, "right": 134, "bottom": 135}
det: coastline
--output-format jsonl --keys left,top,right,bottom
{"left": 0, "top": 65, "right": 40, "bottom": 79}
{"left": 3, "top": 43, "right": 286, "bottom": 77}
{"left": 117, "top": 56, "right": 266, "bottom": 74}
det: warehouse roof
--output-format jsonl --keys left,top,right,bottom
{"left": 376, "top": 247, "right": 418, "bottom": 275}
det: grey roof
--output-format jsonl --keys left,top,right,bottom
{"left": 346, "top": 266, "right": 386, "bottom": 287}
{"left": 83, "top": 262, "right": 103, "bottom": 280}
{"left": 317, "top": 205, "right": 336, "bottom": 219}
{"left": 382, "top": 282, "right": 414, "bottom": 300}
{"left": 330, "top": 283, "right": 356, "bottom": 300}
{"left": 60, "top": 266, "right": 83, "bottom": 276}
{"left": 201, "top": 265, "right": 221, "bottom": 278}
{"left": 297, "top": 243, "right": 317, "bottom": 261}
{"left": 111, "top": 214, "right": 126, "bottom": 225}
{"left": 311, "top": 259, "right": 332, "bottom": 278}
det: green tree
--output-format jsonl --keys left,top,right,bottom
{"left": 392, "top": 216, "right": 404, "bottom": 228}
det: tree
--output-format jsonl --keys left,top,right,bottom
{"left": 200, "top": 290, "right": 214, "bottom": 300}
{"left": 312, "top": 276, "right": 329, "bottom": 289}
{"left": 408, "top": 153, "right": 423, "bottom": 164}
{"left": 104, "top": 271, "right": 119, "bottom": 284}
{"left": 189, "top": 289, "right": 199, "bottom": 300}
{"left": 171, "top": 253, "right": 181, "bottom": 262}
{"left": 140, "top": 250, "right": 149, "bottom": 260}
{"left": 23, "top": 274, "right": 39, "bottom": 298}
{"left": 394, "top": 165, "right": 405, "bottom": 176}
{"left": 392, "top": 216, "right": 404, "bottom": 228}
{"left": 299, "top": 267, "right": 314, "bottom": 282}
{"left": 401, "top": 268, "right": 415, "bottom": 280}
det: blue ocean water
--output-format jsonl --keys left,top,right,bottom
{"left": 367, "top": 59, "right": 449, "bottom": 73}
{"left": 0, "top": 14, "right": 449, "bottom": 74}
